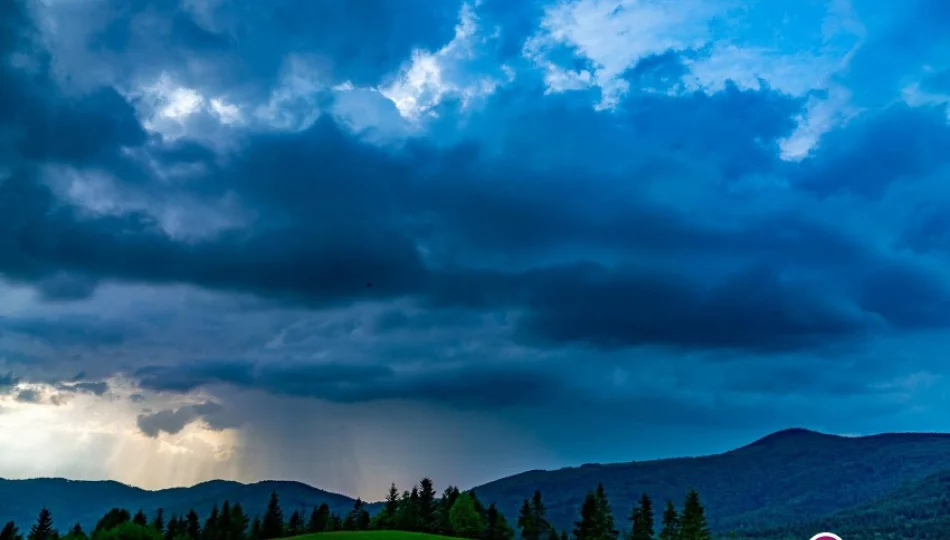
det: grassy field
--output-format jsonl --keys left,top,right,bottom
{"left": 289, "top": 532, "right": 467, "bottom": 540}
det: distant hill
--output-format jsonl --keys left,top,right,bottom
{"left": 8, "top": 428, "right": 950, "bottom": 537}
{"left": 469, "top": 428, "right": 950, "bottom": 533}
{"left": 0, "top": 478, "right": 365, "bottom": 532}
{"left": 745, "top": 468, "right": 950, "bottom": 539}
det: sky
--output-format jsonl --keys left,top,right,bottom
{"left": 1, "top": 0, "right": 950, "bottom": 500}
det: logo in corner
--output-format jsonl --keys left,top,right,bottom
{"left": 809, "top": 533, "right": 842, "bottom": 540}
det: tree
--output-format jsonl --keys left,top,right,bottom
{"left": 95, "top": 524, "right": 163, "bottom": 540}
{"left": 398, "top": 487, "right": 421, "bottom": 531}
{"left": 438, "top": 486, "right": 461, "bottom": 534}
{"left": 261, "top": 492, "right": 285, "bottom": 540}
{"left": 517, "top": 500, "right": 535, "bottom": 540}
{"left": 678, "top": 491, "right": 709, "bottom": 540}
{"left": 202, "top": 505, "right": 219, "bottom": 540}
{"left": 164, "top": 516, "right": 180, "bottom": 540}
{"left": 61, "top": 525, "right": 86, "bottom": 540}
{"left": 594, "top": 484, "right": 618, "bottom": 540}
{"left": 327, "top": 515, "right": 342, "bottom": 533}
{"left": 151, "top": 510, "right": 165, "bottom": 535}
{"left": 248, "top": 519, "right": 260, "bottom": 540}
{"left": 630, "top": 494, "right": 654, "bottom": 540}
{"left": 219, "top": 502, "right": 233, "bottom": 540}
{"left": 186, "top": 511, "right": 201, "bottom": 540}
{"left": 448, "top": 493, "right": 484, "bottom": 539}
{"left": 94, "top": 509, "right": 131, "bottom": 537}
{"left": 658, "top": 502, "right": 678, "bottom": 540}
{"left": 28, "top": 509, "right": 54, "bottom": 540}
{"left": 573, "top": 492, "right": 599, "bottom": 540}
{"left": 308, "top": 504, "right": 329, "bottom": 534}
{"left": 418, "top": 478, "right": 438, "bottom": 532}
{"left": 484, "top": 504, "right": 514, "bottom": 540}
{"left": 287, "top": 511, "right": 303, "bottom": 537}
{"left": 231, "top": 505, "right": 249, "bottom": 540}
{"left": 1, "top": 523, "right": 22, "bottom": 540}
{"left": 133, "top": 513, "right": 148, "bottom": 528}
{"left": 530, "top": 491, "right": 550, "bottom": 539}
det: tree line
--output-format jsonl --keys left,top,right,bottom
{"left": 0, "top": 479, "right": 711, "bottom": 540}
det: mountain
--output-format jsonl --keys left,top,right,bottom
{"left": 469, "top": 428, "right": 950, "bottom": 533}
{"left": 0, "top": 478, "right": 363, "bottom": 532}
{"left": 7, "top": 428, "right": 950, "bottom": 537}
{"left": 746, "top": 468, "right": 950, "bottom": 539}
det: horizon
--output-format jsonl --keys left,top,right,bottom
{"left": 0, "top": 425, "right": 934, "bottom": 500}
{"left": 3, "top": 0, "right": 950, "bottom": 501}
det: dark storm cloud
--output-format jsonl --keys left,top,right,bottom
{"left": 135, "top": 360, "right": 561, "bottom": 409}
{"left": 3, "top": 36, "right": 949, "bottom": 355}
{"left": 0, "top": 315, "right": 134, "bottom": 347}
{"left": 136, "top": 401, "right": 233, "bottom": 437}
{"left": 792, "top": 104, "right": 950, "bottom": 198}
{"left": 3, "top": 0, "right": 950, "bottom": 417}
{"left": 44, "top": 0, "right": 464, "bottom": 95}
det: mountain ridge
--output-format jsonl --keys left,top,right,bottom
{"left": 6, "top": 428, "right": 950, "bottom": 536}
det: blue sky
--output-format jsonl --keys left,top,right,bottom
{"left": 1, "top": 0, "right": 950, "bottom": 498}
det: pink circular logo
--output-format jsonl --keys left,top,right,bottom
{"left": 809, "top": 534, "right": 842, "bottom": 540}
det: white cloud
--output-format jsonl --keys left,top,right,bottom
{"left": 525, "top": 0, "right": 716, "bottom": 108}
{"left": 380, "top": 3, "right": 507, "bottom": 121}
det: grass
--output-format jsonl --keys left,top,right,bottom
{"left": 289, "top": 532, "right": 468, "bottom": 540}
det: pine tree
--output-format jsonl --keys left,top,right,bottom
{"left": 133, "top": 512, "right": 148, "bottom": 527}
{"left": 418, "top": 478, "right": 438, "bottom": 532}
{"left": 165, "top": 516, "right": 180, "bottom": 540}
{"left": 630, "top": 494, "right": 654, "bottom": 540}
{"left": 308, "top": 504, "right": 329, "bottom": 534}
{"left": 287, "top": 511, "right": 303, "bottom": 537}
{"left": 28, "top": 509, "right": 54, "bottom": 540}
{"left": 327, "top": 515, "right": 342, "bottom": 533}
{"left": 186, "top": 510, "right": 201, "bottom": 540}
{"left": 573, "top": 492, "right": 599, "bottom": 540}
{"left": 530, "top": 491, "right": 550, "bottom": 539}
{"left": 658, "top": 502, "right": 678, "bottom": 540}
{"left": 594, "top": 484, "right": 618, "bottom": 540}
{"left": 356, "top": 508, "right": 371, "bottom": 531}
{"left": 93, "top": 509, "right": 131, "bottom": 536}
{"left": 203, "top": 505, "right": 220, "bottom": 540}
{"left": 381, "top": 483, "right": 401, "bottom": 529}
{"left": 398, "top": 487, "right": 421, "bottom": 531}
{"left": 678, "top": 491, "right": 709, "bottom": 540}
{"left": 448, "top": 493, "right": 484, "bottom": 539}
{"left": 0, "top": 522, "right": 22, "bottom": 540}
{"left": 261, "top": 492, "right": 284, "bottom": 540}
{"left": 484, "top": 503, "right": 514, "bottom": 540}
{"left": 69, "top": 524, "right": 86, "bottom": 540}
{"left": 249, "top": 519, "right": 261, "bottom": 540}
{"left": 219, "top": 502, "right": 233, "bottom": 540}
{"left": 438, "top": 486, "right": 461, "bottom": 534}
{"left": 559, "top": 532, "right": 568, "bottom": 540}
{"left": 517, "top": 499, "right": 535, "bottom": 540}
{"left": 547, "top": 528, "right": 559, "bottom": 540}
{"left": 152, "top": 510, "right": 165, "bottom": 535}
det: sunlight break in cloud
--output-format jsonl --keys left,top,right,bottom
{"left": 381, "top": 3, "right": 507, "bottom": 121}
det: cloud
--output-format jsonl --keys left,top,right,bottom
{"left": 3, "top": 0, "right": 950, "bottom": 495}
{"left": 135, "top": 360, "right": 562, "bottom": 409}
{"left": 136, "top": 401, "right": 233, "bottom": 437}
{"left": 0, "top": 373, "right": 18, "bottom": 394}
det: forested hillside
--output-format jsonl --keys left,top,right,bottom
{"left": 471, "top": 429, "right": 950, "bottom": 532}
